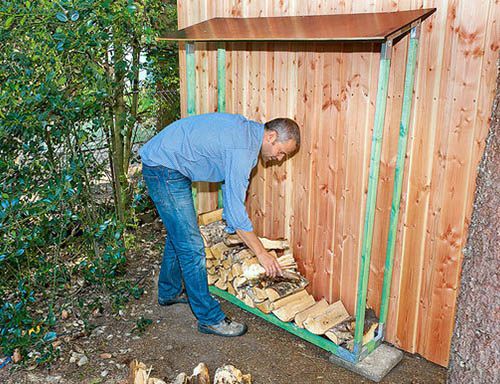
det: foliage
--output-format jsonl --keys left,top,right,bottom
{"left": 0, "top": 0, "right": 178, "bottom": 365}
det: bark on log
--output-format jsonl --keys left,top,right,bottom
{"left": 448, "top": 64, "right": 500, "bottom": 384}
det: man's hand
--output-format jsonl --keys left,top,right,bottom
{"left": 256, "top": 251, "right": 282, "bottom": 278}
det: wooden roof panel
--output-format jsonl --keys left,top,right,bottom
{"left": 159, "top": 9, "right": 436, "bottom": 42}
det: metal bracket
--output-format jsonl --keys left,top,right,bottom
{"left": 381, "top": 40, "right": 393, "bottom": 60}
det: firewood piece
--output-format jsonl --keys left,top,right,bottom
{"left": 224, "top": 233, "right": 243, "bottom": 246}
{"left": 227, "top": 283, "right": 236, "bottom": 296}
{"left": 242, "top": 260, "right": 265, "bottom": 280}
{"left": 271, "top": 289, "right": 309, "bottom": 310}
{"left": 272, "top": 294, "right": 316, "bottom": 322}
{"left": 258, "top": 237, "right": 289, "bottom": 250}
{"left": 214, "top": 365, "right": 252, "bottom": 384}
{"left": 198, "top": 208, "right": 223, "bottom": 225}
{"left": 129, "top": 360, "right": 150, "bottom": 384}
{"left": 188, "top": 363, "right": 210, "bottom": 384}
{"left": 251, "top": 286, "right": 268, "bottom": 302}
{"left": 294, "top": 299, "right": 329, "bottom": 328}
{"left": 199, "top": 221, "right": 227, "bottom": 247}
{"left": 215, "top": 279, "right": 228, "bottom": 291}
{"left": 265, "top": 274, "right": 309, "bottom": 302}
{"left": 232, "top": 276, "right": 248, "bottom": 289}
{"left": 363, "top": 322, "right": 378, "bottom": 345}
{"left": 234, "top": 249, "right": 254, "bottom": 261}
{"left": 231, "top": 263, "right": 243, "bottom": 277}
{"left": 303, "top": 300, "right": 350, "bottom": 335}
{"left": 171, "top": 373, "right": 188, "bottom": 384}
{"left": 205, "top": 247, "right": 215, "bottom": 260}
{"left": 324, "top": 316, "right": 353, "bottom": 343}
{"left": 208, "top": 274, "right": 218, "bottom": 286}
{"left": 242, "top": 295, "right": 255, "bottom": 308}
{"left": 211, "top": 242, "right": 231, "bottom": 260}
{"left": 255, "top": 299, "right": 273, "bottom": 314}
{"left": 149, "top": 379, "right": 167, "bottom": 384}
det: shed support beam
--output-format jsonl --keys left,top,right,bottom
{"left": 353, "top": 41, "right": 392, "bottom": 358}
{"left": 186, "top": 42, "right": 198, "bottom": 210}
{"left": 379, "top": 26, "right": 420, "bottom": 330}
{"left": 217, "top": 46, "right": 226, "bottom": 209}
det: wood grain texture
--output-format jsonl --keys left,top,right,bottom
{"left": 176, "top": 0, "right": 499, "bottom": 366}
{"left": 160, "top": 9, "right": 435, "bottom": 42}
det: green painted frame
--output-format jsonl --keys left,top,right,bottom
{"left": 184, "top": 24, "right": 421, "bottom": 364}
{"left": 185, "top": 42, "right": 197, "bottom": 209}
{"left": 217, "top": 47, "right": 226, "bottom": 208}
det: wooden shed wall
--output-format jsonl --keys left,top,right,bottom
{"left": 176, "top": 0, "right": 499, "bottom": 367}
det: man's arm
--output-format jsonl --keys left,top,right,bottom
{"left": 223, "top": 149, "right": 281, "bottom": 277}
{"left": 236, "top": 229, "right": 282, "bottom": 278}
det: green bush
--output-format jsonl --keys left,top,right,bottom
{"left": 0, "top": 0, "right": 178, "bottom": 365}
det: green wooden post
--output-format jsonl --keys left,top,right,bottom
{"left": 217, "top": 46, "right": 226, "bottom": 208}
{"left": 379, "top": 27, "right": 420, "bottom": 329}
{"left": 186, "top": 42, "right": 198, "bottom": 209}
{"left": 353, "top": 41, "right": 392, "bottom": 357}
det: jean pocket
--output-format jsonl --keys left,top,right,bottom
{"left": 167, "top": 169, "right": 188, "bottom": 182}
{"left": 143, "top": 174, "right": 166, "bottom": 205}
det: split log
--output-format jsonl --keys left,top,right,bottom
{"left": 210, "top": 242, "right": 231, "bottom": 260}
{"left": 251, "top": 286, "right": 268, "bottom": 302}
{"left": 207, "top": 274, "right": 218, "bottom": 286}
{"left": 171, "top": 373, "right": 188, "bottom": 384}
{"left": 265, "top": 273, "right": 309, "bottom": 302}
{"left": 324, "top": 317, "right": 355, "bottom": 349}
{"left": 199, "top": 221, "right": 226, "bottom": 247}
{"left": 255, "top": 299, "right": 273, "bottom": 314}
{"left": 294, "top": 298, "right": 329, "bottom": 328}
{"left": 189, "top": 363, "right": 210, "bottom": 384}
{"left": 271, "top": 290, "right": 309, "bottom": 310}
{"left": 128, "top": 360, "right": 167, "bottom": 384}
{"left": 232, "top": 276, "right": 248, "bottom": 289}
{"left": 272, "top": 294, "right": 316, "bottom": 322}
{"left": 198, "top": 208, "right": 223, "bottom": 225}
{"left": 215, "top": 279, "right": 227, "bottom": 291}
{"left": 258, "top": 237, "right": 289, "bottom": 250}
{"left": 224, "top": 233, "right": 243, "bottom": 246}
{"left": 223, "top": 234, "right": 289, "bottom": 251}
{"left": 213, "top": 365, "right": 252, "bottom": 384}
{"left": 323, "top": 309, "right": 378, "bottom": 349}
{"left": 227, "top": 283, "right": 236, "bottom": 296}
{"left": 234, "top": 249, "right": 254, "bottom": 261}
{"left": 303, "top": 301, "right": 350, "bottom": 335}
{"left": 205, "top": 247, "right": 214, "bottom": 259}
{"left": 231, "top": 263, "right": 243, "bottom": 277}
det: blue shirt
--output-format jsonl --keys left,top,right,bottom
{"left": 139, "top": 113, "right": 264, "bottom": 232}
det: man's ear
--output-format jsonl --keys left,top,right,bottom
{"left": 267, "top": 130, "right": 277, "bottom": 143}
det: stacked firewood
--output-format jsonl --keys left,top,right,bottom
{"left": 199, "top": 209, "right": 379, "bottom": 351}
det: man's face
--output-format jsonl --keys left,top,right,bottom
{"left": 261, "top": 131, "right": 297, "bottom": 164}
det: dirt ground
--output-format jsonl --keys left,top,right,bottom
{"left": 0, "top": 222, "right": 447, "bottom": 384}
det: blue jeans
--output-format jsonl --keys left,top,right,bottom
{"left": 142, "top": 164, "right": 225, "bottom": 326}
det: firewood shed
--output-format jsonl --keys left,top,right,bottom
{"left": 158, "top": 8, "right": 436, "bottom": 368}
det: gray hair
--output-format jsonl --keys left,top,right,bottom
{"left": 264, "top": 118, "right": 301, "bottom": 148}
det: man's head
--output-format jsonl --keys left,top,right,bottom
{"left": 261, "top": 118, "right": 300, "bottom": 164}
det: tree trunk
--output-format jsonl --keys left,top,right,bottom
{"left": 447, "top": 62, "right": 499, "bottom": 383}
{"left": 110, "top": 42, "right": 128, "bottom": 223}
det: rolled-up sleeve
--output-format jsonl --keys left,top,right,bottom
{"left": 222, "top": 149, "right": 255, "bottom": 233}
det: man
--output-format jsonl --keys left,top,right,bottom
{"left": 139, "top": 113, "right": 300, "bottom": 337}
